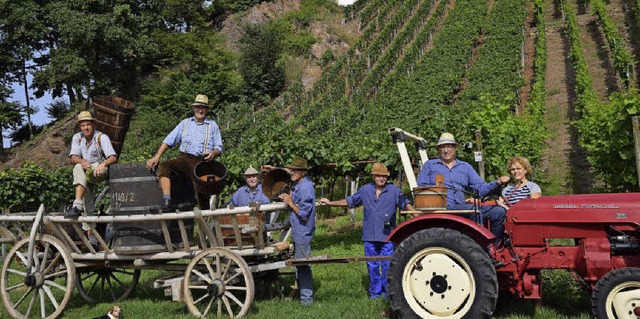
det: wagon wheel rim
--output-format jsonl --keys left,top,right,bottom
{"left": 1, "top": 235, "right": 76, "bottom": 319}
{"left": 183, "top": 248, "right": 254, "bottom": 318}
{"left": 605, "top": 281, "right": 640, "bottom": 319}
{"left": 402, "top": 247, "right": 475, "bottom": 318}
{"left": 76, "top": 267, "right": 141, "bottom": 303}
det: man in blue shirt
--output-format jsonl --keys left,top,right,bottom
{"left": 276, "top": 157, "right": 316, "bottom": 306}
{"left": 417, "top": 133, "right": 510, "bottom": 244}
{"left": 146, "top": 94, "right": 223, "bottom": 212}
{"left": 229, "top": 165, "right": 270, "bottom": 207}
{"left": 320, "top": 162, "right": 413, "bottom": 299}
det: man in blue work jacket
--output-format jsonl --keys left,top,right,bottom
{"left": 276, "top": 157, "right": 316, "bottom": 306}
{"left": 320, "top": 162, "right": 413, "bottom": 299}
{"left": 417, "top": 133, "right": 510, "bottom": 245}
{"left": 229, "top": 165, "right": 270, "bottom": 207}
{"left": 146, "top": 94, "right": 223, "bottom": 212}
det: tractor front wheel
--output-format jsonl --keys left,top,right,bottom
{"left": 387, "top": 228, "right": 498, "bottom": 319}
{"left": 592, "top": 267, "right": 640, "bottom": 319}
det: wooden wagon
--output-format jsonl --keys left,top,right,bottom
{"left": 0, "top": 185, "right": 295, "bottom": 319}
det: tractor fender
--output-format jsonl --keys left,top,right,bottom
{"left": 386, "top": 213, "right": 495, "bottom": 247}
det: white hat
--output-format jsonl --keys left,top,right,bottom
{"left": 77, "top": 111, "right": 95, "bottom": 122}
{"left": 437, "top": 133, "right": 457, "bottom": 146}
{"left": 192, "top": 94, "right": 209, "bottom": 108}
{"left": 244, "top": 165, "right": 259, "bottom": 175}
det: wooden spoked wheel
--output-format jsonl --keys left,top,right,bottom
{"left": 1, "top": 234, "right": 76, "bottom": 319}
{"left": 76, "top": 267, "right": 141, "bottom": 303}
{"left": 183, "top": 248, "right": 254, "bottom": 318}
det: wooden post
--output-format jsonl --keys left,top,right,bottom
{"left": 475, "top": 130, "right": 485, "bottom": 180}
{"left": 350, "top": 178, "right": 357, "bottom": 225}
{"left": 632, "top": 116, "right": 640, "bottom": 189}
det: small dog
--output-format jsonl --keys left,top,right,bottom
{"left": 92, "top": 305, "right": 121, "bottom": 319}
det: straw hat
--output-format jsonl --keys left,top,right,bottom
{"left": 77, "top": 111, "right": 95, "bottom": 122}
{"left": 192, "top": 94, "right": 209, "bottom": 108}
{"left": 437, "top": 132, "right": 457, "bottom": 146}
{"left": 372, "top": 162, "right": 390, "bottom": 176}
{"left": 244, "top": 165, "right": 259, "bottom": 176}
{"left": 285, "top": 157, "right": 310, "bottom": 170}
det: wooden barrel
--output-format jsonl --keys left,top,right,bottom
{"left": 92, "top": 96, "right": 135, "bottom": 155}
{"left": 413, "top": 186, "right": 448, "bottom": 211}
{"left": 109, "top": 162, "right": 195, "bottom": 254}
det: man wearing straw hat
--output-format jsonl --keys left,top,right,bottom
{"left": 228, "top": 165, "right": 270, "bottom": 207}
{"left": 417, "top": 133, "right": 510, "bottom": 245}
{"left": 265, "top": 157, "right": 316, "bottom": 305}
{"left": 146, "top": 94, "right": 223, "bottom": 212}
{"left": 66, "top": 111, "right": 118, "bottom": 238}
{"left": 320, "top": 162, "right": 413, "bottom": 299}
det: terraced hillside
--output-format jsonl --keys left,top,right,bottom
{"left": 246, "top": 0, "right": 640, "bottom": 194}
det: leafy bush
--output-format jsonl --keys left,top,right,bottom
{"left": 0, "top": 163, "right": 73, "bottom": 213}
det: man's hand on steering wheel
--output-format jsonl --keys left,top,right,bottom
{"left": 481, "top": 176, "right": 511, "bottom": 202}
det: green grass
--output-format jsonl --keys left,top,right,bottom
{"left": 0, "top": 211, "right": 593, "bottom": 318}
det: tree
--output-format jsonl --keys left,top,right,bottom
{"left": 31, "top": 0, "right": 167, "bottom": 100}
{"left": 45, "top": 99, "right": 69, "bottom": 121}
{"left": 0, "top": 86, "right": 23, "bottom": 152}
{"left": 0, "top": 0, "right": 49, "bottom": 141}
{"left": 238, "top": 23, "right": 286, "bottom": 102}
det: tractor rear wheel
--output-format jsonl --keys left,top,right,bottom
{"left": 592, "top": 267, "right": 640, "bottom": 319}
{"left": 387, "top": 228, "right": 498, "bottom": 319}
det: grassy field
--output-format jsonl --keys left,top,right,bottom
{"left": 0, "top": 210, "right": 594, "bottom": 319}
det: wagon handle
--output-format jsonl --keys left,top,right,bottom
{"left": 26, "top": 204, "right": 45, "bottom": 274}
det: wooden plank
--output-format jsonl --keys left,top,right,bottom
{"left": 49, "top": 223, "right": 81, "bottom": 254}
{"left": 254, "top": 209, "right": 264, "bottom": 249}
{"left": 177, "top": 219, "right": 189, "bottom": 252}
{"left": 213, "top": 217, "right": 224, "bottom": 247}
{"left": 231, "top": 215, "right": 242, "bottom": 249}
{"left": 71, "top": 223, "right": 95, "bottom": 253}
{"left": 286, "top": 255, "right": 391, "bottom": 266}
{"left": 160, "top": 220, "right": 174, "bottom": 253}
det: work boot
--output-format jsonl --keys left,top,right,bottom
{"left": 65, "top": 206, "right": 83, "bottom": 219}
{"left": 160, "top": 198, "right": 176, "bottom": 213}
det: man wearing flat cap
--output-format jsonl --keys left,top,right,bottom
{"left": 146, "top": 94, "right": 223, "bottom": 212}
{"left": 229, "top": 165, "right": 270, "bottom": 207}
{"left": 320, "top": 162, "right": 413, "bottom": 299}
{"left": 268, "top": 157, "right": 316, "bottom": 305}
{"left": 66, "top": 111, "right": 118, "bottom": 231}
{"left": 417, "top": 133, "right": 510, "bottom": 245}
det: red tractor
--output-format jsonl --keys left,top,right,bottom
{"left": 385, "top": 128, "right": 640, "bottom": 319}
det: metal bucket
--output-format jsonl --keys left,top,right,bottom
{"left": 413, "top": 186, "right": 448, "bottom": 211}
{"left": 261, "top": 168, "right": 291, "bottom": 200}
{"left": 192, "top": 160, "right": 227, "bottom": 195}
{"left": 92, "top": 96, "right": 136, "bottom": 155}
{"left": 109, "top": 162, "right": 194, "bottom": 254}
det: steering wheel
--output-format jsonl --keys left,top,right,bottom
{"left": 481, "top": 182, "right": 508, "bottom": 203}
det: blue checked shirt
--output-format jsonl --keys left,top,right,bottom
{"left": 162, "top": 117, "right": 223, "bottom": 156}
{"left": 229, "top": 185, "right": 271, "bottom": 207}
{"left": 346, "top": 182, "right": 410, "bottom": 242}
{"left": 417, "top": 158, "right": 499, "bottom": 206}
{"left": 289, "top": 176, "right": 316, "bottom": 244}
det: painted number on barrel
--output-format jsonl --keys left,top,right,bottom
{"left": 111, "top": 192, "right": 135, "bottom": 208}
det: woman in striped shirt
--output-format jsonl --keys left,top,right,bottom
{"left": 497, "top": 156, "right": 541, "bottom": 209}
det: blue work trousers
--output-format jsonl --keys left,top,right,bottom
{"left": 364, "top": 241, "right": 394, "bottom": 298}
{"left": 294, "top": 242, "right": 313, "bottom": 305}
